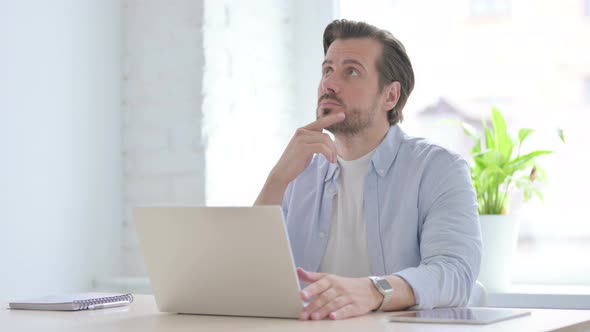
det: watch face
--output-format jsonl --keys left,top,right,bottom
{"left": 376, "top": 279, "right": 393, "bottom": 291}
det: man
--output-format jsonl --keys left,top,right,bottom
{"left": 255, "top": 19, "right": 481, "bottom": 320}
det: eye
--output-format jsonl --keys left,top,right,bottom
{"left": 322, "top": 67, "right": 333, "bottom": 76}
{"left": 347, "top": 68, "right": 360, "bottom": 77}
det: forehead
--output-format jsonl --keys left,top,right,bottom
{"left": 324, "top": 38, "right": 382, "bottom": 69}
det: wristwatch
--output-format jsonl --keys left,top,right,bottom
{"left": 369, "top": 276, "right": 394, "bottom": 311}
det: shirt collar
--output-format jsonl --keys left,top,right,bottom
{"left": 324, "top": 158, "right": 339, "bottom": 183}
{"left": 371, "top": 125, "right": 404, "bottom": 177}
{"left": 323, "top": 125, "right": 404, "bottom": 182}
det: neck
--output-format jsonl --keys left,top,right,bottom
{"left": 334, "top": 122, "right": 390, "bottom": 161}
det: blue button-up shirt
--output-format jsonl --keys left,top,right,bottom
{"left": 282, "top": 125, "right": 482, "bottom": 309}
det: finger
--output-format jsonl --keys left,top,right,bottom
{"left": 298, "top": 131, "right": 333, "bottom": 145}
{"left": 297, "top": 267, "right": 326, "bottom": 284}
{"left": 303, "top": 143, "right": 336, "bottom": 163}
{"left": 303, "top": 112, "right": 345, "bottom": 132}
{"left": 311, "top": 296, "right": 350, "bottom": 321}
{"left": 322, "top": 133, "right": 338, "bottom": 162}
{"left": 302, "top": 287, "right": 337, "bottom": 316}
{"left": 301, "top": 278, "right": 331, "bottom": 301}
{"left": 315, "top": 133, "right": 338, "bottom": 159}
{"left": 298, "top": 133, "right": 338, "bottom": 163}
{"left": 329, "top": 303, "right": 358, "bottom": 320}
{"left": 292, "top": 130, "right": 338, "bottom": 162}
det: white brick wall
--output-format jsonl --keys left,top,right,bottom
{"left": 122, "top": 0, "right": 205, "bottom": 277}
{"left": 119, "top": 0, "right": 333, "bottom": 282}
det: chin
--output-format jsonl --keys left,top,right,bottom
{"left": 322, "top": 109, "right": 346, "bottom": 116}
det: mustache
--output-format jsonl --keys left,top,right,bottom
{"left": 318, "top": 93, "right": 345, "bottom": 107}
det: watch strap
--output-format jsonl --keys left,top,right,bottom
{"left": 369, "top": 276, "right": 393, "bottom": 311}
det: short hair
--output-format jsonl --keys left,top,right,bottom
{"left": 323, "top": 19, "right": 415, "bottom": 126}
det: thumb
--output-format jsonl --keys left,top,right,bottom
{"left": 297, "top": 267, "right": 325, "bottom": 283}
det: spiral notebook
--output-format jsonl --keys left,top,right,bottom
{"left": 8, "top": 293, "right": 134, "bottom": 311}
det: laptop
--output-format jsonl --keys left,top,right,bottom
{"left": 133, "top": 206, "right": 304, "bottom": 318}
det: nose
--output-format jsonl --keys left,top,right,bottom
{"left": 319, "top": 73, "right": 341, "bottom": 96}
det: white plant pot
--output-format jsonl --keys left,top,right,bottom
{"left": 478, "top": 215, "right": 520, "bottom": 292}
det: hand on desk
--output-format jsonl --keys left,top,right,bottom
{"left": 297, "top": 267, "right": 382, "bottom": 321}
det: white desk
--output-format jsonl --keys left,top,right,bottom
{"left": 3, "top": 295, "right": 590, "bottom": 331}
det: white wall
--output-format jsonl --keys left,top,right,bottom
{"left": 293, "top": 0, "right": 338, "bottom": 125}
{"left": 0, "top": 0, "right": 121, "bottom": 299}
{"left": 121, "top": 0, "right": 205, "bottom": 278}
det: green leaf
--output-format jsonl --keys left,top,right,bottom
{"left": 491, "top": 107, "right": 514, "bottom": 163}
{"left": 484, "top": 127, "right": 495, "bottom": 150}
{"left": 557, "top": 128, "right": 566, "bottom": 143}
{"left": 533, "top": 188, "right": 545, "bottom": 202}
{"left": 471, "top": 138, "right": 482, "bottom": 155}
{"left": 481, "top": 150, "right": 506, "bottom": 168}
{"left": 462, "top": 122, "right": 479, "bottom": 141}
{"left": 518, "top": 128, "right": 534, "bottom": 144}
{"left": 534, "top": 164, "right": 548, "bottom": 182}
{"left": 506, "top": 150, "right": 552, "bottom": 172}
{"left": 523, "top": 186, "right": 532, "bottom": 201}
{"left": 491, "top": 107, "right": 508, "bottom": 144}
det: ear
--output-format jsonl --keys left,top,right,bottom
{"left": 382, "top": 81, "right": 401, "bottom": 112}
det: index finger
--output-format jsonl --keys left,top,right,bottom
{"left": 304, "top": 112, "right": 345, "bottom": 132}
{"left": 301, "top": 277, "right": 331, "bottom": 301}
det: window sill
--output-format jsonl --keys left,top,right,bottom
{"left": 487, "top": 284, "right": 590, "bottom": 309}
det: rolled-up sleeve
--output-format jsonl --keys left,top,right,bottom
{"left": 394, "top": 155, "right": 482, "bottom": 309}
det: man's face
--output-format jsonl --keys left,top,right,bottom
{"left": 317, "top": 37, "right": 387, "bottom": 135}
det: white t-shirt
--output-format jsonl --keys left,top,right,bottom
{"left": 318, "top": 149, "right": 375, "bottom": 278}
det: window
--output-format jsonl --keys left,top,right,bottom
{"left": 339, "top": 0, "right": 590, "bottom": 286}
{"left": 470, "top": 0, "right": 511, "bottom": 17}
{"left": 202, "top": 0, "right": 333, "bottom": 206}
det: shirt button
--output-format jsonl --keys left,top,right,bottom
{"left": 319, "top": 232, "right": 326, "bottom": 238}
{"left": 328, "top": 187, "right": 335, "bottom": 193}
{"left": 379, "top": 169, "right": 385, "bottom": 175}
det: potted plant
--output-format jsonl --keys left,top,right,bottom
{"left": 461, "top": 107, "right": 564, "bottom": 291}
